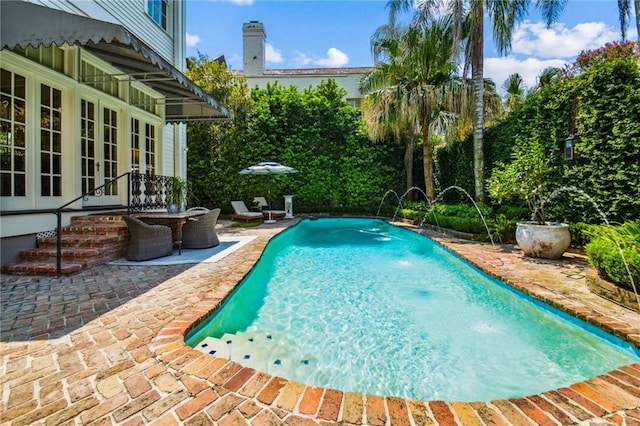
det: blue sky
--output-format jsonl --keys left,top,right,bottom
{"left": 186, "top": 1, "right": 637, "bottom": 93}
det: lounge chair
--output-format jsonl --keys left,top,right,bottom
{"left": 253, "top": 196, "right": 286, "bottom": 219}
{"left": 231, "top": 201, "right": 264, "bottom": 223}
{"left": 182, "top": 208, "right": 221, "bottom": 249}
{"left": 122, "top": 215, "right": 173, "bottom": 261}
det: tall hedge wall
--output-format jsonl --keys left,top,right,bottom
{"left": 436, "top": 57, "right": 640, "bottom": 222}
{"left": 187, "top": 78, "right": 404, "bottom": 214}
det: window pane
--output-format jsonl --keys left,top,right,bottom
{"left": 0, "top": 94, "right": 9, "bottom": 120}
{"left": 52, "top": 154, "right": 61, "bottom": 174}
{"left": 41, "top": 85, "right": 50, "bottom": 106}
{"left": 14, "top": 124, "right": 25, "bottom": 147}
{"left": 0, "top": 147, "right": 11, "bottom": 170}
{"left": 41, "top": 153, "right": 50, "bottom": 173}
{"left": 41, "top": 175, "right": 50, "bottom": 196}
{"left": 14, "top": 149, "right": 25, "bottom": 172}
{"left": 53, "top": 176, "right": 61, "bottom": 196}
{"left": 15, "top": 174, "right": 25, "bottom": 196}
{"left": 0, "top": 172, "right": 11, "bottom": 196}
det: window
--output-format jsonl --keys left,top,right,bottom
{"left": 80, "top": 99, "right": 96, "bottom": 195}
{"left": 0, "top": 69, "right": 27, "bottom": 197}
{"left": 131, "top": 118, "right": 141, "bottom": 172}
{"left": 103, "top": 107, "right": 118, "bottom": 195}
{"left": 81, "top": 61, "right": 119, "bottom": 98}
{"left": 13, "top": 45, "right": 67, "bottom": 75}
{"left": 145, "top": 123, "right": 156, "bottom": 175}
{"left": 147, "top": 0, "right": 168, "bottom": 30}
{"left": 40, "top": 84, "right": 62, "bottom": 197}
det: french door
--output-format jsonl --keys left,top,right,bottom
{"left": 80, "top": 99, "right": 120, "bottom": 206}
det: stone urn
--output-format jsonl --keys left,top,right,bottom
{"left": 515, "top": 221, "right": 571, "bottom": 259}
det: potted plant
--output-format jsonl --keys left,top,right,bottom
{"left": 487, "top": 139, "right": 570, "bottom": 259}
{"left": 166, "top": 176, "right": 191, "bottom": 213}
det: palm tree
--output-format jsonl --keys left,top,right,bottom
{"left": 535, "top": 66, "right": 562, "bottom": 89}
{"left": 361, "top": 17, "right": 472, "bottom": 200}
{"left": 503, "top": 73, "right": 525, "bottom": 111}
{"left": 617, "top": 0, "right": 640, "bottom": 46}
{"left": 385, "top": 0, "right": 567, "bottom": 201}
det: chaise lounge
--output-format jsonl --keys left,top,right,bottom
{"left": 253, "top": 196, "right": 286, "bottom": 220}
{"left": 231, "top": 201, "right": 264, "bottom": 223}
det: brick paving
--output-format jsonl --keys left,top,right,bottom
{"left": 2, "top": 218, "right": 640, "bottom": 425}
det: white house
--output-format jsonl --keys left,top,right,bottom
{"left": 0, "top": 0, "right": 231, "bottom": 264}
{"left": 240, "top": 21, "right": 372, "bottom": 107}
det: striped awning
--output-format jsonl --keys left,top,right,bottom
{"left": 1, "top": 1, "right": 232, "bottom": 123}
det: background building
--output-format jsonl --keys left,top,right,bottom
{"left": 240, "top": 21, "right": 371, "bottom": 107}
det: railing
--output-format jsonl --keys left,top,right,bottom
{"left": 52, "top": 172, "right": 176, "bottom": 276}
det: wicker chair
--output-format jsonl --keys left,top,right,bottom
{"left": 182, "top": 208, "right": 221, "bottom": 249}
{"left": 122, "top": 215, "right": 173, "bottom": 261}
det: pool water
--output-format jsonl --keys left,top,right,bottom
{"left": 187, "top": 218, "right": 639, "bottom": 402}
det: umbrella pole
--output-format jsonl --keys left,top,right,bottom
{"left": 265, "top": 174, "right": 276, "bottom": 223}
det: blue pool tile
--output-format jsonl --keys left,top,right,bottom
{"left": 244, "top": 354, "right": 251, "bottom": 359}
{"left": 201, "top": 343, "right": 208, "bottom": 348}
{"left": 209, "top": 350, "right": 217, "bottom": 355}
{"left": 274, "top": 359, "right": 281, "bottom": 365}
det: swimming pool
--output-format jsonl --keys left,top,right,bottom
{"left": 187, "top": 218, "right": 639, "bottom": 402}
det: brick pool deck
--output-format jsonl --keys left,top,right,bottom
{"left": 2, "top": 218, "right": 640, "bottom": 425}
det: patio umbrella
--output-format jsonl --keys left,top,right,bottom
{"left": 239, "top": 161, "right": 298, "bottom": 223}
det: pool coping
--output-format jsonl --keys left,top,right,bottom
{"left": 150, "top": 219, "right": 640, "bottom": 425}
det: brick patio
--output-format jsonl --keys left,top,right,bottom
{"left": 2, "top": 218, "right": 640, "bottom": 425}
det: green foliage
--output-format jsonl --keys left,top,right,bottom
{"left": 167, "top": 176, "right": 191, "bottom": 207}
{"left": 185, "top": 59, "right": 404, "bottom": 213}
{"left": 487, "top": 138, "right": 551, "bottom": 223}
{"left": 585, "top": 221, "right": 640, "bottom": 291}
{"left": 438, "top": 44, "right": 639, "bottom": 224}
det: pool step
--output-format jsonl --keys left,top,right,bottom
{"left": 193, "top": 331, "right": 317, "bottom": 381}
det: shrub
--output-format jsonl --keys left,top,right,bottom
{"left": 585, "top": 221, "right": 640, "bottom": 291}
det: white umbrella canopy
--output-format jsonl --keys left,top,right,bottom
{"left": 239, "top": 161, "right": 298, "bottom": 175}
{"left": 239, "top": 161, "right": 298, "bottom": 222}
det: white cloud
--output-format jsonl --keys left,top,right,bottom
{"left": 185, "top": 33, "right": 200, "bottom": 48}
{"left": 485, "top": 56, "right": 567, "bottom": 94}
{"left": 293, "top": 51, "right": 313, "bottom": 66}
{"left": 511, "top": 20, "right": 620, "bottom": 58}
{"left": 265, "top": 43, "right": 283, "bottom": 63}
{"left": 291, "top": 48, "right": 350, "bottom": 68}
{"left": 315, "top": 48, "right": 349, "bottom": 67}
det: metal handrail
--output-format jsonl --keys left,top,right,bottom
{"left": 51, "top": 172, "right": 177, "bottom": 276}
{"left": 52, "top": 172, "right": 131, "bottom": 276}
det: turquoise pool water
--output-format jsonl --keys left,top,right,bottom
{"left": 187, "top": 218, "right": 639, "bottom": 402}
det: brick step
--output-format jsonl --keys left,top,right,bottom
{"left": 1, "top": 261, "right": 84, "bottom": 276}
{"left": 38, "top": 233, "right": 126, "bottom": 249}
{"left": 19, "top": 247, "right": 102, "bottom": 262}
{"left": 70, "top": 213, "right": 127, "bottom": 224}
{"left": 64, "top": 223, "right": 127, "bottom": 235}
{"left": 4, "top": 213, "right": 130, "bottom": 276}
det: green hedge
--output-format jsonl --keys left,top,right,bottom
{"left": 585, "top": 221, "right": 640, "bottom": 291}
{"left": 435, "top": 51, "right": 640, "bottom": 224}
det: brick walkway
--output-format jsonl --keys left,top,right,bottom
{"left": 2, "top": 218, "right": 640, "bottom": 425}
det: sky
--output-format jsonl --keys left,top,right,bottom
{"left": 185, "top": 0, "right": 638, "bottom": 94}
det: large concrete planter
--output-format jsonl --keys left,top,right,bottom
{"left": 516, "top": 221, "right": 571, "bottom": 259}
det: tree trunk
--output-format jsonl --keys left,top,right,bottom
{"left": 422, "top": 122, "right": 435, "bottom": 201}
{"left": 636, "top": 0, "right": 640, "bottom": 50}
{"left": 472, "top": 5, "right": 486, "bottom": 202}
{"left": 404, "top": 136, "right": 415, "bottom": 199}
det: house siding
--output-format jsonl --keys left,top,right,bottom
{"left": 0, "top": 0, "right": 190, "bottom": 244}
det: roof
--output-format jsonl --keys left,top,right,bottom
{"left": 263, "top": 67, "right": 373, "bottom": 76}
{"left": 0, "top": 1, "right": 232, "bottom": 123}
